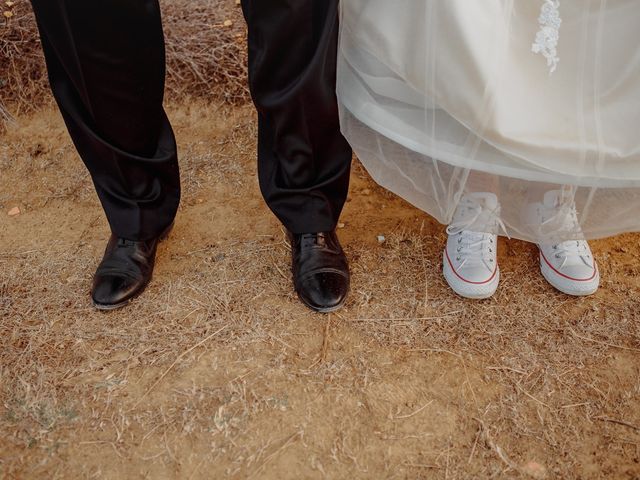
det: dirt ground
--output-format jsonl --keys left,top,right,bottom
{"left": 1, "top": 102, "right": 640, "bottom": 479}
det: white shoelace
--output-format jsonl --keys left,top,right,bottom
{"left": 446, "top": 203, "right": 509, "bottom": 271}
{"left": 550, "top": 240, "right": 591, "bottom": 269}
{"left": 538, "top": 199, "right": 592, "bottom": 269}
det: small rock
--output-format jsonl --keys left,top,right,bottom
{"left": 8, "top": 206, "right": 20, "bottom": 216}
{"left": 223, "top": 19, "right": 233, "bottom": 27}
{"left": 337, "top": 222, "right": 345, "bottom": 229}
{"left": 377, "top": 235, "right": 385, "bottom": 244}
{"left": 521, "top": 461, "right": 547, "bottom": 479}
{"left": 362, "top": 188, "right": 371, "bottom": 195}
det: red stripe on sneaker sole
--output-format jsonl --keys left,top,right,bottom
{"left": 444, "top": 248, "right": 498, "bottom": 285}
{"left": 539, "top": 249, "right": 598, "bottom": 282}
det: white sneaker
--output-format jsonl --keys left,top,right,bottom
{"left": 525, "top": 190, "right": 599, "bottom": 296}
{"left": 443, "top": 192, "right": 502, "bottom": 299}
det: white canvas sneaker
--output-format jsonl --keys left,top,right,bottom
{"left": 525, "top": 190, "right": 599, "bottom": 296}
{"left": 443, "top": 192, "right": 502, "bottom": 299}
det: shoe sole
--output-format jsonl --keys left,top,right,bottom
{"left": 539, "top": 259, "right": 599, "bottom": 297}
{"left": 93, "top": 297, "right": 134, "bottom": 311}
{"left": 296, "top": 290, "right": 348, "bottom": 313}
{"left": 442, "top": 253, "right": 499, "bottom": 300}
{"left": 91, "top": 224, "right": 174, "bottom": 311}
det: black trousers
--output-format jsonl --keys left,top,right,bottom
{"left": 30, "top": 0, "right": 352, "bottom": 240}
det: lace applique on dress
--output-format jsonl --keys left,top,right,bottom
{"left": 532, "top": 0, "right": 562, "bottom": 74}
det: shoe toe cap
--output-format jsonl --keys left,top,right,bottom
{"left": 443, "top": 258, "right": 499, "bottom": 299}
{"left": 542, "top": 259, "right": 598, "bottom": 283}
{"left": 541, "top": 262, "right": 599, "bottom": 296}
{"left": 297, "top": 271, "right": 349, "bottom": 312}
{"left": 558, "top": 264, "right": 598, "bottom": 282}
{"left": 92, "top": 274, "right": 139, "bottom": 308}
{"left": 457, "top": 265, "right": 496, "bottom": 284}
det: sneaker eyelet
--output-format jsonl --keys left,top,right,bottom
{"left": 456, "top": 257, "right": 461, "bottom": 261}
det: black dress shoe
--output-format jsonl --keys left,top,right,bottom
{"left": 289, "top": 231, "right": 350, "bottom": 313}
{"left": 91, "top": 225, "right": 172, "bottom": 310}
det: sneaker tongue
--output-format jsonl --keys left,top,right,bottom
{"left": 462, "top": 230, "right": 486, "bottom": 242}
{"left": 537, "top": 190, "right": 583, "bottom": 238}
{"left": 543, "top": 190, "right": 563, "bottom": 208}
{"left": 468, "top": 192, "right": 499, "bottom": 210}
{"left": 453, "top": 192, "right": 499, "bottom": 226}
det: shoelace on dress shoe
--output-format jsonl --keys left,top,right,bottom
{"left": 300, "top": 232, "right": 327, "bottom": 248}
{"left": 117, "top": 238, "right": 137, "bottom": 248}
{"left": 291, "top": 232, "right": 347, "bottom": 279}
{"left": 297, "top": 232, "right": 343, "bottom": 254}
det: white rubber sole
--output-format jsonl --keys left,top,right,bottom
{"left": 539, "top": 256, "right": 599, "bottom": 296}
{"left": 442, "top": 251, "right": 500, "bottom": 299}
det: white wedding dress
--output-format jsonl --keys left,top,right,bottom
{"left": 337, "top": 0, "right": 640, "bottom": 242}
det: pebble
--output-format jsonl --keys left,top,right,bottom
{"left": 8, "top": 206, "right": 20, "bottom": 216}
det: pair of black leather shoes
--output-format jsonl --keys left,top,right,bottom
{"left": 91, "top": 227, "right": 350, "bottom": 312}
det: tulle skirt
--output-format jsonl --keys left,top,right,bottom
{"left": 337, "top": 0, "right": 640, "bottom": 242}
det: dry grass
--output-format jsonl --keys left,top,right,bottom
{"left": 3, "top": 2, "right": 638, "bottom": 477}
{"left": 0, "top": 0, "right": 248, "bottom": 123}
{"left": 1, "top": 103, "right": 640, "bottom": 478}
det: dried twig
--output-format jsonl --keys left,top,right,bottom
{"left": 248, "top": 430, "right": 303, "bottom": 479}
{"left": 569, "top": 328, "right": 640, "bottom": 353}
{"left": 594, "top": 416, "right": 640, "bottom": 432}
{"left": 132, "top": 323, "right": 229, "bottom": 408}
